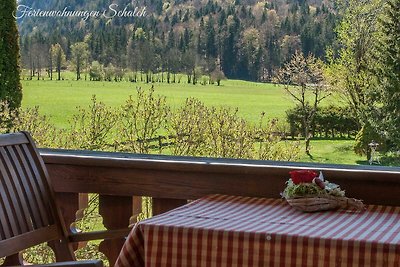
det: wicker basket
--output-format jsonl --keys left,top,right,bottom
{"left": 285, "top": 194, "right": 365, "bottom": 212}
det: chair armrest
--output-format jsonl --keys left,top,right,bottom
{"left": 32, "top": 260, "right": 103, "bottom": 267}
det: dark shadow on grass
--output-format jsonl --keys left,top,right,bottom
{"left": 311, "top": 137, "right": 355, "bottom": 141}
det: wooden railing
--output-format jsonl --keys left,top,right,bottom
{"left": 41, "top": 149, "right": 400, "bottom": 266}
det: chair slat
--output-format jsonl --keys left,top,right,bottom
{"left": 5, "top": 146, "right": 35, "bottom": 232}
{"left": 0, "top": 154, "right": 23, "bottom": 236}
{"left": 0, "top": 192, "right": 12, "bottom": 240}
{"left": 17, "top": 145, "right": 49, "bottom": 228}
{"left": 14, "top": 144, "right": 46, "bottom": 228}
{"left": 1, "top": 147, "right": 31, "bottom": 233}
{"left": 21, "top": 143, "right": 53, "bottom": 226}
{"left": 0, "top": 222, "right": 5, "bottom": 240}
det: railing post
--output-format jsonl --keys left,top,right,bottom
{"left": 98, "top": 195, "right": 133, "bottom": 266}
{"left": 53, "top": 192, "right": 88, "bottom": 250}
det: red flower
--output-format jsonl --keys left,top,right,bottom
{"left": 289, "top": 170, "right": 318, "bottom": 184}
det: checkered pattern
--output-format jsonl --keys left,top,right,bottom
{"left": 115, "top": 194, "right": 400, "bottom": 267}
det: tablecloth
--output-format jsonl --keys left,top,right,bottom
{"left": 115, "top": 194, "right": 400, "bottom": 267}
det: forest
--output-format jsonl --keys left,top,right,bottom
{"left": 17, "top": 0, "right": 337, "bottom": 82}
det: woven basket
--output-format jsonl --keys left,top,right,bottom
{"left": 285, "top": 194, "right": 365, "bottom": 212}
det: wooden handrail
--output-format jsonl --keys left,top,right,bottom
{"left": 41, "top": 148, "right": 400, "bottom": 206}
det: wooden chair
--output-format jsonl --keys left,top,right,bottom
{"left": 0, "top": 132, "right": 102, "bottom": 266}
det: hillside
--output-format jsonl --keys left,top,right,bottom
{"left": 17, "top": 0, "right": 338, "bottom": 82}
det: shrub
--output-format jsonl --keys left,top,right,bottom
{"left": 286, "top": 105, "right": 359, "bottom": 139}
{"left": 115, "top": 87, "right": 169, "bottom": 153}
{"left": 167, "top": 98, "right": 209, "bottom": 156}
{"left": 65, "top": 95, "right": 117, "bottom": 150}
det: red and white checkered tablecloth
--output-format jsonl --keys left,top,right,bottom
{"left": 115, "top": 194, "right": 400, "bottom": 267}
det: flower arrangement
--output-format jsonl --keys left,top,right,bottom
{"left": 282, "top": 170, "right": 365, "bottom": 212}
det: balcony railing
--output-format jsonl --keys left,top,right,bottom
{"left": 40, "top": 149, "right": 400, "bottom": 266}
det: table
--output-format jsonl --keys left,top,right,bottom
{"left": 115, "top": 194, "right": 400, "bottom": 267}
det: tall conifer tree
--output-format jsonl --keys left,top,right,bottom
{"left": 0, "top": 0, "right": 22, "bottom": 109}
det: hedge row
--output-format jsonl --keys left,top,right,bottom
{"left": 286, "top": 105, "right": 359, "bottom": 139}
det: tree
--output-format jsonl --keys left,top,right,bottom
{"left": 165, "top": 48, "right": 181, "bottom": 83}
{"left": 104, "top": 63, "right": 115, "bottom": 81}
{"left": 238, "top": 28, "right": 262, "bottom": 80}
{"left": 374, "top": 0, "right": 400, "bottom": 150}
{"left": 0, "top": 0, "right": 22, "bottom": 109}
{"left": 182, "top": 49, "right": 196, "bottom": 84}
{"left": 211, "top": 68, "right": 226, "bottom": 86}
{"left": 50, "top": 44, "right": 66, "bottom": 81}
{"left": 71, "top": 42, "right": 89, "bottom": 80}
{"left": 89, "top": 61, "right": 104, "bottom": 81}
{"left": 276, "top": 51, "right": 329, "bottom": 154}
{"left": 205, "top": 17, "right": 217, "bottom": 58}
{"left": 327, "top": 0, "right": 381, "bottom": 126}
{"left": 327, "top": 0, "right": 383, "bottom": 157}
{"left": 281, "top": 35, "right": 302, "bottom": 62}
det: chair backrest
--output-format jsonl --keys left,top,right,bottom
{"left": 0, "top": 131, "right": 74, "bottom": 259}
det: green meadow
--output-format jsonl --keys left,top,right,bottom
{"left": 21, "top": 78, "right": 366, "bottom": 165}
{"left": 22, "top": 79, "right": 293, "bottom": 128}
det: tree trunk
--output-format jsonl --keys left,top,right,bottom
{"left": 77, "top": 57, "right": 80, "bottom": 80}
{"left": 304, "top": 121, "right": 311, "bottom": 155}
{"left": 57, "top": 64, "right": 61, "bottom": 80}
{"left": 50, "top": 62, "right": 53, "bottom": 80}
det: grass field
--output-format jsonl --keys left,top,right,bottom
{"left": 298, "top": 139, "right": 365, "bottom": 165}
{"left": 22, "top": 79, "right": 294, "bottom": 128}
{"left": 21, "top": 77, "right": 367, "bottom": 165}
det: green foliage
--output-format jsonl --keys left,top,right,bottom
{"left": 286, "top": 105, "right": 359, "bottom": 139}
{"left": 354, "top": 124, "right": 384, "bottom": 157}
{"left": 66, "top": 95, "right": 117, "bottom": 150}
{"left": 50, "top": 44, "right": 66, "bottom": 81}
{"left": 374, "top": 0, "right": 400, "bottom": 150}
{"left": 89, "top": 61, "right": 105, "bottom": 81}
{"left": 71, "top": 42, "right": 90, "bottom": 80}
{"left": 257, "top": 117, "right": 301, "bottom": 161}
{"left": 0, "top": 0, "right": 22, "bottom": 109}
{"left": 167, "top": 98, "right": 209, "bottom": 156}
{"left": 282, "top": 180, "right": 323, "bottom": 198}
{"left": 11, "top": 106, "right": 62, "bottom": 148}
{"left": 210, "top": 68, "right": 227, "bottom": 86}
{"left": 282, "top": 179, "right": 345, "bottom": 199}
{"left": 204, "top": 106, "right": 255, "bottom": 158}
{"left": 116, "top": 87, "right": 169, "bottom": 153}
{"left": 0, "top": 101, "right": 16, "bottom": 133}
{"left": 327, "top": 0, "right": 382, "bottom": 124}
{"left": 23, "top": 244, "right": 55, "bottom": 264}
{"left": 329, "top": 0, "right": 400, "bottom": 152}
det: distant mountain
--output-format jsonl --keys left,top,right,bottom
{"left": 17, "top": 0, "right": 338, "bottom": 81}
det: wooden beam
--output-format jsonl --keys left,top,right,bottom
{"left": 41, "top": 149, "right": 400, "bottom": 206}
